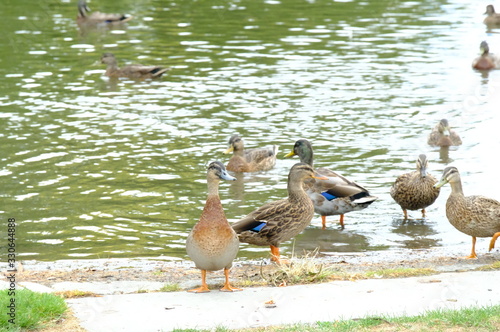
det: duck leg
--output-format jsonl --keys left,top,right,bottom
{"left": 270, "top": 245, "right": 280, "bottom": 262}
{"left": 188, "top": 270, "right": 210, "bottom": 293}
{"left": 421, "top": 209, "right": 426, "bottom": 218}
{"left": 220, "top": 268, "right": 242, "bottom": 292}
{"left": 403, "top": 209, "right": 408, "bottom": 220}
{"left": 465, "top": 236, "right": 478, "bottom": 259}
{"left": 339, "top": 214, "right": 345, "bottom": 230}
{"left": 489, "top": 232, "right": 500, "bottom": 251}
{"left": 321, "top": 216, "right": 327, "bottom": 230}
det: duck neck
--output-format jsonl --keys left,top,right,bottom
{"left": 200, "top": 181, "right": 226, "bottom": 224}
{"left": 449, "top": 180, "right": 464, "bottom": 196}
{"left": 300, "top": 149, "right": 314, "bottom": 167}
{"left": 287, "top": 177, "right": 308, "bottom": 201}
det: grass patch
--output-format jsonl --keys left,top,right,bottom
{"left": 0, "top": 289, "right": 67, "bottom": 331}
{"left": 475, "top": 261, "right": 500, "bottom": 271}
{"left": 363, "top": 267, "right": 436, "bottom": 279}
{"left": 159, "top": 283, "right": 182, "bottom": 292}
{"left": 54, "top": 290, "right": 100, "bottom": 299}
{"left": 263, "top": 250, "right": 337, "bottom": 286}
{"left": 172, "top": 305, "right": 500, "bottom": 331}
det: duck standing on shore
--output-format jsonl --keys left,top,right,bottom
{"left": 434, "top": 166, "right": 500, "bottom": 259}
{"left": 232, "top": 163, "right": 327, "bottom": 264}
{"left": 186, "top": 162, "right": 241, "bottom": 293}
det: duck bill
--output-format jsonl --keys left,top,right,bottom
{"left": 220, "top": 171, "right": 236, "bottom": 181}
{"left": 224, "top": 146, "right": 234, "bottom": 154}
{"left": 433, "top": 178, "right": 447, "bottom": 189}
{"left": 284, "top": 150, "right": 296, "bottom": 158}
{"left": 442, "top": 128, "right": 450, "bottom": 136}
{"left": 313, "top": 174, "right": 328, "bottom": 180}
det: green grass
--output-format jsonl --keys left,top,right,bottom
{"left": 172, "top": 305, "right": 500, "bottom": 331}
{"left": 159, "top": 283, "right": 182, "bottom": 292}
{"left": 0, "top": 289, "right": 67, "bottom": 331}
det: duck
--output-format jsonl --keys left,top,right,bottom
{"left": 224, "top": 134, "right": 278, "bottom": 172}
{"left": 427, "top": 119, "right": 462, "bottom": 147}
{"left": 434, "top": 166, "right": 500, "bottom": 259}
{"left": 185, "top": 161, "right": 241, "bottom": 293}
{"left": 284, "top": 139, "right": 377, "bottom": 230}
{"left": 77, "top": 0, "right": 133, "bottom": 26}
{"left": 101, "top": 53, "right": 170, "bottom": 79}
{"left": 231, "top": 163, "right": 327, "bottom": 264}
{"left": 390, "top": 154, "right": 440, "bottom": 220}
{"left": 483, "top": 4, "right": 500, "bottom": 25}
{"left": 472, "top": 41, "right": 500, "bottom": 70}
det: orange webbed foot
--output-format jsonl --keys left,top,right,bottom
{"left": 187, "top": 286, "right": 210, "bottom": 293}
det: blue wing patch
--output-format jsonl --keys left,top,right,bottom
{"left": 321, "top": 192, "right": 337, "bottom": 201}
{"left": 251, "top": 222, "right": 267, "bottom": 232}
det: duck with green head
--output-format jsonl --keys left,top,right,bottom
{"left": 284, "top": 139, "right": 377, "bottom": 230}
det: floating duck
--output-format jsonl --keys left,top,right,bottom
{"left": 77, "top": 0, "right": 133, "bottom": 26}
{"left": 186, "top": 161, "right": 241, "bottom": 293}
{"left": 284, "top": 139, "right": 377, "bottom": 229}
{"left": 472, "top": 41, "right": 500, "bottom": 70}
{"left": 434, "top": 166, "right": 500, "bottom": 259}
{"left": 390, "top": 154, "right": 440, "bottom": 220}
{"left": 427, "top": 119, "right": 462, "bottom": 147}
{"left": 483, "top": 4, "right": 500, "bottom": 25}
{"left": 100, "top": 53, "right": 170, "bottom": 79}
{"left": 232, "top": 163, "right": 327, "bottom": 264}
{"left": 224, "top": 134, "right": 278, "bottom": 172}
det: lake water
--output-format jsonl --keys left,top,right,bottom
{"left": 1, "top": 0, "right": 500, "bottom": 262}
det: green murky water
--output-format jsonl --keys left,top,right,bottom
{"left": 1, "top": 0, "right": 499, "bottom": 261}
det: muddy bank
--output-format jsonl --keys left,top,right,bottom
{"left": 8, "top": 246, "right": 500, "bottom": 291}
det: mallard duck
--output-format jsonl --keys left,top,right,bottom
{"left": 472, "top": 41, "right": 500, "bottom": 70}
{"left": 186, "top": 161, "right": 241, "bottom": 293}
{"left": 484, "top": 4, "right": 500, "bottom": 25}
{"left": 77, "top": 0, "right": 133, "bottom": 26}
{"left": 224, "top": 134, "right": 278, "bottom": 172}
{"left": 284, "top": 139, "right": 377, "bottom": 230}
{"left": 427, "top": 119, "right": 462, "bottom": 147}
{"left": 390, "top": 154, "right": 440, "bottom": 220}
{"left": 101, "top": 53, "right": 170, "bottom": 79}
{"left": 231, "top": 163, "right": 327, "bottom": 264}
{"left": 434, "top": 166, "right": 500, "bottom": 259}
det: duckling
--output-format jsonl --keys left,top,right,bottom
{"left": 224, "top": 134, "right": 278, "bottom": 172}
{"left": 77, "top": 0, "right": 132, "bottom": 26}
{"left": 472, "top": 41, "right": 500, "bottom": 70}
{"left": 186, "top": 161, "right": 241, "bottom": 293}
{"left": 231, "top": 163, "right": 327, "bottom": 264}
{"left": 427, "top": 119, "right": 462, "bottom": 147}
{"left": 284, "top": 139, "right": 377, "bottom": 229}
{"left": 483, "top": 4, "right": 500, "bottom": 25}
{"left": 390, "top": 154, "right": 440, "bottom": 220}
{"left": 101, "top": 53, "right": 170, "bottom": 79}
{"left": 434, "top": 166, "right": 500, "bottom": 259}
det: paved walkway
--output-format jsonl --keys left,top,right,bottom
{"left": 61, "top": 270, "right": 498, "bottom": 331}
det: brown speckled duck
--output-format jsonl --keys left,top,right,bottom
{"left": 484, "top": 5, "right": 500, "bottom": 25}
{"left": 224, "top": 134, "right": 278, "bottom": 172}
{"left": 472, "top": 41, "right": 500, "bottom": 70}
{"left": 434, "top": 166, "right": 500, "bottom": 259}
{"left": 427, "top": 119, "right": 462, "bottom": 147}
{"left": 101, "top": 53, "right": 170, "bottom": 79}
{"left": 284, "top": 139, "right": 377, "bottom": 229}
{"left": 77, "top": 0, "right": 133, "bottom": 26}
{"left": 390, "top": 154, "right": 440, "bottom": 220}
{"left": 232, "top": 163, "right": 327, "bottom": 264}
{"left": 186, "top": 161, "right": 241, "bottom": 293}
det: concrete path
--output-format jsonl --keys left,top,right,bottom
{"left": 65, "top": 270, "right": 499, "bottom": 332}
